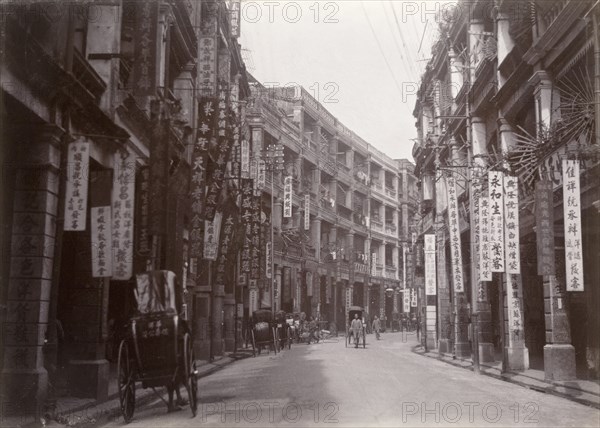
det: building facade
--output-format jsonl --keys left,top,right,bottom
{"left": 413, "top": 0, "right": 599, "bottom": 380}
{"left": 0, "top": 0, "right": 248, "bottom": 413}
{"left": 245, "top": 80, "right": 418, "bottom": 332}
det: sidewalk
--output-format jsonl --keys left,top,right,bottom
{"left": 1, "top": 348, "right": 255, "bottom": 428}
{"left": 413, "top": 345, "right": 600, "bottom": 409}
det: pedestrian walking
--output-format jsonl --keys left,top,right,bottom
{"left": 372, "top": 315, "right": 381, "bottom": 340}
{"left": 350, "top": 313, "right": 362, "bottom": 348}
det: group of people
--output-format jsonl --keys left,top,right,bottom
{"left": 349, "top": 314, "right": 383, "bottom": 348}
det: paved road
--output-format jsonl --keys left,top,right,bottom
{"left": 101, "top": 332, "right": 600, "bottom": 427}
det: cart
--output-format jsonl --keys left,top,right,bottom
{"left": 345, "top": 306, "right": 366, "bottom": 348}
{"left": 275, "top": 311, "right": 292, "bottom": 350}
{"left": 250, "top": 309, "right": 279, "bottom": 356}
{"left": 117, "top": 271, "right": 198, "bottom": 423}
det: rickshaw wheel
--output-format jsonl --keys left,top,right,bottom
{"left": 250, "top": 330, "right": 257, "bottom": 357}
{"left": 363, "top": 330, "right": 366, "bottom": 348}
{"left": 117, "top": 340, "right": 135, "bottom": 423}
{"left": 272, "top": 327, "right": 279, "bottom": 354}
{"left": 183, "top": 333, "right": 198, "bottom": 417}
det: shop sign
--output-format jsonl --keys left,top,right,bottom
{"left": 479, "top": 193, "right": 492, "bottom": 281}
{"left": 424, "top": 234, "right": 436, "bottom": 296}
{"left": 228, "top": 0, "right": 241, "bottom": 38}
{"left": 371, "top": 252, "right": 377, "bottom": 276}
{"left": 535, "top": 180, "right": 555, "bottom": 276}
{"left": 249, "top": 287, "right": 258, "bottom": 314}
{"left": 411, "top": 288, "right": 417, "bottom": 307}
{"left": 250, "top": 194, "right": 262, "bottom": 280}
{"left": 132, "top": 0, "right": 158, "bottom": 96}
{"left": 506, "top": 274, "right": 524, "bottom": 345}
{"left": 283, "top": 176, "right": 293, "bottom": 218}
{"left": 403, "top": 290, "right": 410, "bottom": 312}
{"left": 229, "top": 110, "right": 241, "bottom": 180}
{"left": 199, "top": 2, "right": 218, "bottom": 95}
{"left": 503, "top": 176, "right": 520, "bottom": 274}
{"left": 64, "top": 140, "right": 89, "bottom": 231}
{"left": 304, "top": 194, "right": 310, "bottom": 230}
{"left": 488, "top": 171, "right": 505, "bottom": 272}
{"left": 112, "top": 152, "right": 136, "bottom": 280}
{"left": 562, "top": 160, "right": 584, "bottom": 291}
{"left": 265, "top": 241, "right": 272, "bottom": 279}
{"left": 241, "top": 139, "right": 250, "bottom": 178}
{"left": 203, "top": 212, "right": 222, "bottom": 261}
{"left": 136, "top": 167, "right": 150, "bottom": 255}
{"left": 446, "top": 177, "right": 464, "bottom": 293}
{"left": 91, "top": 206, "right": 112, "bottom": 277}
{"left": 257, "top": 159, "right": 266, "bottom": 189}
{"left": 240, "top": 179, "right": 254, "bottom": 275}
{"left": 215, "top": 211, "right": 238, "bottom": 287}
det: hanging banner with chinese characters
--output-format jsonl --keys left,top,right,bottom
{"left": 411, "top": 288, "right": 417, "bottom": 307}
{"left": 304, "top": 194, "right": 310, "bottom": 230}
{"left": 215, "top": 208, "right": 239, "bottom": 288}
{"left": 257, "top": 159, "right": 266, "bottom": 189}
{"left": 240, "top": 179, "right": 253, "bottom": 275}
{"left": 250, "top": 194, "right": 262, "bottom": 280}
{"left": 228, "top": 0, "right": 241, "bottom": 38}
{"left": 506, "top": 274, "right": 525, "bottom": 345}
{"left": 403, "top": 290, "right": 410, "bottom": 312}
{"left": 535, "top": 180, "right": 555, "bottom": 276}
{"left": 229, "top": 108, "right": 241, "bottom": 180}
{"left": 424, "top": 234, "right": 436, "bottom": 296}
{"left": 132, "top": 0, "right": 158, "bottom": 96}
{"left": 205, "top": 82, "right": 232, "bottom": 221}
{"left": 203, "top": 212, "right": 222, "bottom": 261}
{"left": 91, "top": 206, "right": 112, "bottom": 277}
{"left": 446, "top": 177, "right": 464, "bottom": 293}
{"left": 562, "top": 160, "right": 584, "bottom": 291}
{"left": 64, "top": 140, "right": 90, "bottom": 231}
{"left": 249, "top": 287, "right": 258, "bottom": 314}
{"left": 241, "top": 139, "right": 250, "bottom": 178}
{"left": 283, "top": 176, "right": 293, "bottom": 218}
{"left": 198, "top": 2, "right": 218, "bottom": 96}
{"left": 149, "top": 117, "right": 169, "bottom": 235}
{"left": 266, "top": 242, "right": 272, "bottom": 280}
{"left": 479, "top": 193, "right": 492, "bottom": 281}
{"left": 488, "top": 171, "right": 505, "bottom": 272}
{"left": 136, "top": 167, "right": 151, "bottom": 257}
{"left": 190, "top": 98, "right": 215, "bottom": 262}
{"left": 111, "top": 152, "right": 136, "bottom": 280}
{"left": 503, "top": 176, "right": 521, "bottom": 274}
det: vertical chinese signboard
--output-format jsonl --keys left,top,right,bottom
{"left": 64, "top": 140, "right": 89, "bottom": 231}
{"left": 562, "top": 160, "right": 584, "bottom": 291}
{"left": 488, "top": 171, "right": 505, "bottom": 272}
{"left": 371, "top": 252, "right": 377, "bottom": 277}
{"left": 403, "top": 290, "right": 410, "bottom": 313}
{"left": 241, "top": 139, "right": 250, "bottom": 178}
{"left": 446, "top": 177, "right": 464, "bottom": 293}
{"left": 199, "top": 2, "right": 218, "bottom": 96}
{"left": 112, "top": 152, "right": 136, "bottom": 280}
{"left": 503, "top": 176, "right": 520, "bottom": 274}
{"left": 250, "top": 194, "right": 261, "bottom": 279}
{"left": 91, "top": 207, "right": 112, "bottom": 277}
{"left": 283, "top": 176, "right": 293, "bottom": 218}
{"left": 265, "top": 242, "right": 272, "bottom": 280}
{"left": 257, "top": 160, "right": 266, "bottom": 189}
{"left": 240, "top": 179, "right": 253, "bottom": 276}
{"left": 228, "top": 0, "right": 241, "bottom": 38}
{"left": 535, "top": 180, "right": 555, "bottom": 276}
{"left": 132, "top": 0, "right": 158, "bottom": 96}
{"left": 203, "top": 213, "right": 221, "bottom": 261}
{"left": 411, "top": 288, "right": 417, "bottom": 307}
{"left": 137, "top": 167, "right": 151, "bottom": 257}
{"left": 215, "top": 211, "right": 238, "bottom": 289}
{"left": 479, "top": 193, "right": 492, "bottom": 282}
{"left": 424, "top": 234, "right": 436, "bottom": 296}
{"left": 506, "top": 274, "right": 525, "bottom": 343}
{"left": 304, "top": 194, "right": 310, "bottom": 230}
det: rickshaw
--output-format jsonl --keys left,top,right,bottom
{"left": 345, "top": 306, "right": 366, "bottom": 348}
{"left": 117, "top": 271, "right": 198, "bottom": 423}
{"left": 275, "top": 311, "right": 292, "bottom": 350}
{"left": 250, "top": 309, "right": 279, "bottom": 356}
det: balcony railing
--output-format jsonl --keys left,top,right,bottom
{"left": 371, "top": 219, "right": 383, "bottom": 233}
{"left": 384, "top": 223, "right": 397, "bottom": 235}
{"left": 541, "top": 0, "right": 569, "bottom": 31}
{"left": 385, "top": 186, "right": 396, "bottom": 198}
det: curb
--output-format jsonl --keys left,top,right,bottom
{"left": 412, "top": 345, "right": 600, "bottom": 410}
{"left": 21, "top": 351, "right": 254, "bottom": 428}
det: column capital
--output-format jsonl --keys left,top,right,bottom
{"left": 528, "top": 70, "right": 552, "bottom": 91}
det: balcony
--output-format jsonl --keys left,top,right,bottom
{"left": 540, "top": 0, "right": 569, "bottom": 31}
{"left": 384, "top": 223, "right": 397, "bottom": 236}
{"left": 385, "top": 265, "right": 397, "bottom": 280}
{"left": 385, "top": 186, "right": 396, "bottom": 198}
{"left": 370, "top": 219, "right": 383, "bottom": 233}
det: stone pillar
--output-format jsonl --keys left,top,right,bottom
{"left": 449, "top": 48, "right": 464, "bottom": 99}
{"left": 495, "top": 1, "right": 515, "bottom": 87}
{"left": 392, "top": 246, "right": 399, "bottom": 280}
{"left": 274, "top": 267, "right": 282, "bottom": 313}
{"left": 471, "top": 116, "right": 495, "bottom": 363}
{"left": 212, "top": 283, "right": 224, "bottom": 357}
{"left": 223, "top": 295, "right": 235, "bottom": 352}
{"left": 345, "top": 230, "right": 354, "bottom": 258}
{"left": 530, "top": 70, "right": 561, "bottom": 135}
{"left": 2, "top": 125, "right": 63, "bottom": 413}
{"left": 312, "top": 166, "right": 321, "bottom": 196}
{"left": 436, "top": 220, "right": 452, "bottom": 354}
{"left": 469, "top": 18, "right": 485, "bottom": 82}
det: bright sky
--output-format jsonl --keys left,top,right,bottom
{"left": 239, "top": 0, "right": 443, "bottom": 163}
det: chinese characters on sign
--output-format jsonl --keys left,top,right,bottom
{"left": 488, "top": 171, "right": 505, "bottom": 272}
{"left": 91, "top": 206, "right": 112, "bottom": 277}
{"left": 199, "top": 2, "right": 218, "bottom": 96}
{"left": 241, "top": 139, "right": 250, "bottom": 178}
{"left": 132, "top": 0, "right": 158, "bottom": 96}
{"left": 411, "top": 288, "right": 417, "bottom": 307}
{"left": 215, "top": 212, "right": 238, "bottom": 287}
{"left": 424, "top": 234, "right": 436, "bottom": 296}
{"left": 250, "top": 194, "right": 261, "bottom": 280}
{"left": 249, "top": 287, "right": 258, "bottom": 314}
{"left": 503, "top": 176, "right": 520, "bottom": 274}
{"left": 479, "top": 193, "right": 492, "bottom": 282}
{"left": 506, "top": 274, "right": 524, "bottom": 345}
{"left": 265, "top": 242, "right": 272, "bottom": 280}
{"left": 446, "top": 177, "right": 464, "bottom": 293}
{"left": 240, "top": 179, "right": 254, "bottom": 276}
{"left": 304, "top": 194, "right": 310, "bottom": 230}
{"left": 257, "top": 159, "right": 266, "bottom": 189}
{"left": 562, "top": 160, "right": 584, "bottom": 291}
{"left": 283, "top": 176, "right": 293, "bottom": 218}
{"left": 203, "top": 213, "right": 222, "bottom": 261}
{"left": 403, "top": 290, "right": 410, "bottom": 312}
{"left": 64, "top": 140, "right": 89, "bottom": 231}
{"left": 371, "top": 252, "right": 377, "bottom": 277}
{"left": 136, "top": 167, "right": 150, "bottom": 256}
{"left": 228, "top": 0, "right": 241, "bottom": 37}
{"left": 112, "top": 152, "right": 136, "bottom": 280}
{"left": 535, "top": 180, "right": 555, "bottom": 276}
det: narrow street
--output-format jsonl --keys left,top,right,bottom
{"left": 100, "top": 332, "right": 600, "bottom": 428}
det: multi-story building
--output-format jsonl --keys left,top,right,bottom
{"left": 245, "top": 79, "right": 418, "bottom": 331}
{"left": 0, "top": 0, "right": 248, "bottom": 412}
{"left": 413, "top": 0, "right": 599, "bottom": 380}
